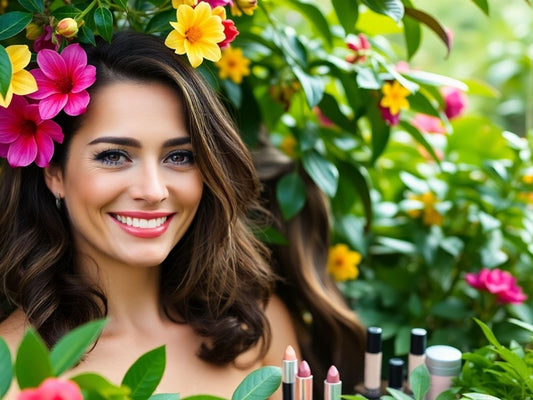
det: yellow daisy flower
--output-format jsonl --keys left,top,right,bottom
{"left": 215, "top": 47, "right": 250, "bottom": 84}
{"left": 380, "top": 80, "right": 410, "bottom": 115}
{"left": 172, "top": 0, "right": 197, "bottom": 7}
{"left": 327, "top": 244, "right": 361, "bottom": 282}
{"left": 0, "top": 45, "right": 38, "bottom": 108}
{"left": 165, "top": 3, "right": 225, "bottom": 68}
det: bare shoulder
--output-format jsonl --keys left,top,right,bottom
{"left": 263, "top": 295, "right": 300, "bottom": 365}
{"left": 0, "top": 309, "right": 28, "bottom": 354}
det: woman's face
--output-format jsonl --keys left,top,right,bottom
{"left": 45, "top": 81, "right": 203, "bottom": 269}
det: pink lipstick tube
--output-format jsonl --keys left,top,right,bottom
{"left": 324, "top": 365, "right": 342, "bottom": 400}
{"left": 296, "top": 360, "right": 313, "bottom": 400}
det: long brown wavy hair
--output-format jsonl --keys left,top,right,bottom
{"left": 0, "top": 31, "right": 274, "bottom": 365}
{"left": 253, "top": 141, "right": 366, "bottom": 395}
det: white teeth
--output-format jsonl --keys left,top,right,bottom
{"left": 115, "top": 215, "right": 167, "bottom": 228}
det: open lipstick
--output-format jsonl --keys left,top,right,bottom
{"left": 283, "top": 345, "right": 297, "bottom": 400}
{"left": 296, "top": 360, "right": 313, "bottom": 400}
{"left": 324, "top": 365, "right": 342, "bottom": 400}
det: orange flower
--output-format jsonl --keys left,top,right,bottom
{"left": 327, "top": 244, "right": 361, "bottom": 282}
{"left": 216, "top": 47, "right": 250, "bottom": 84}
{"left": 380, "top": 80, "right": 410, "bottom": 115}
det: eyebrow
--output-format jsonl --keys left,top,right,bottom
{"left": 88, "top": 136, "right": 191, "bottom": 147}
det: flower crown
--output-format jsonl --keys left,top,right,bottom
{"left": 0, "top": 0, "right": 255, "bottom": 168}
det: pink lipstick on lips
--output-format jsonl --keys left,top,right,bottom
{"left": 111, "top": 211, "right": 174, "bottom": 238}
{"left": 296, "top": 360, "right": 313, "bottom": 400}
{"left": 324, "top": 365, "right": 342, "bottom": 400}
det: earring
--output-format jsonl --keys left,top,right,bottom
{"left": 55, "top": 193, "right": 63, "bottom": 210}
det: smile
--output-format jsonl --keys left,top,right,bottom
{"left": 114, "top": 215, "right": 168, "bottom": 229}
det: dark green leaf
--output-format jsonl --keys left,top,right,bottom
{"left": 52, "top": 5, "right": 83, "bottom": 20}
{"left": 404, "top": 7, "right": 451, "bottom": 58}
{"left": 71, "top": 372, "right": 131, "bottom": 397}
{"left": 292, "top": 65, "right": 324, "bottom": 108}
{"left": 15, "top": 329, "right": 53, "bottom": 389}
{"left": 17, "top": 0, "right": 43, "bottom": 13}
{"left": 0, "top": 11, "right": 33, "bottom": 41}
{"left": 471, "top": 0, "right": 490, "bottom": 15}
{"left": 301, "top": 149, "right": 339, "bottom": 197}
{"left": 403, "top": 13, "right": 421, "bottom": 59}
{"left": 78, "top": 25, "right": 96, "bottom": 45}
{"left": 0, "top": 337, "right": 12, "bottom": 398}
{"left": 122, "top": 346, "right": 166, "bottom": 400}
{"left": 234, "top": 79, "right": 261, "bottom": 147}
{"left": 285, "top": 0, "right": 333, "bottom": 46}
{"left": 276, "top": 171, "right": 306, "bottom": 220}
{"left": 145, "top": 9, "right": 175, "bottom": 35}
{"left": 409, "top": 364, "right": 430, "bottom": 400}
{"left": 367, "top": 98, "right": 390, "bottom": 164}
{"left": 318, "top": 93, "right": 357, "bottom": 133}
{"left": 231, "top": 366, "right": 281, "bottom": 400}
{"left": 332, "top": 0, "right": 358, "bottom": 33}
{"left": 361, "top": 0, "right": 404, "bottom": 22}
{"left": 408, "top": 91, "right": 441, "bottom": 117}
{"left": 399, "top": 121, "right": 441, "bottom": 165}
{"left": 51, "top": 319, "right": 107, "bottom": 376}
{"left": 336, "top": 162, "right": 372, "bottom": 229}
{"left": 0, "top": 45, "right": 12, "bottom": 100}
{"left": 94, "top": 6, "right": 113, "bottom": 42}
{"left": 114, "top": 0, "right": 129, "bottom": 11}
{"left": 221, "top": 79, "right": 242, "bottom": 108}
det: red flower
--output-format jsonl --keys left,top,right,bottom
{"left": 18, "top": 378, "right": 83, "bottom": 400}
{"left": 465, "top": 268, "right": 527, "bottom": 305}
{"left": 0, "top": 95, "right": 63, "bottom": 167}
{"left": 219, "top": 19, "right": 239, "bottom": 49}
{"left": 379, "top": 104, "right": 400, "bottom": 126}
{"left": 441, "top": 86, "right": 467, "bottom": 119}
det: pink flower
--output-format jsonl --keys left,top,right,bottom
{"left": 201, "top": 0, "right": 233, "bottom": 6}
{"left": 0, "top": 96, "right": 63, "bottom": 167}
{"left": 33, "top": 26, "right": 60, "bottom": 52}
{"left": 18, "top": 378, "right": 83, "bottom": 400}
{"left": 441, "top": 86, "right": 467, "bottom": 119}
{"left": 28, "top": 43, "right": 96, "bottom": 119}
{"left": 346, "top": 33, "right": 370, "bottom": 63}
{"left": 219, "top": 19, "right": 239, "bottom": 49}
{"left": 379, "top": 104, "right": 400, "bottom": 126}
{"left": 411, "top": 114, "right": 446, "bottom": 134}
{"left": 465, "top": 268, "right": 528, "bottom": 305}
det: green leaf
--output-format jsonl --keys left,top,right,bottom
{"left": 17, "top": 0, "right": 43, "bottom": 13}
{"left": 94, "top": 6, "right": 113, "bottom": 42}
{"left": 78, "top": 25, "right": 96, "bottom": 45}
{"left": 292, "top": 65, "right": 324, "bottom": 108}
{"left": 332, "top": 0, "right": 358, "bottom": 33}
{"left": 408, "top": 90, "right": 441, "bottom": 117}
{"left": 367, "top": 98, "right": 390, "bottom": 164}
{"left": 474, "top": 318, "right": 502, "bottom": 349}
{"left": 463, "top": 394, "right": 502, "bottom": 400}
{"left": 149, "top": 394, "right": 180, "bottom": 400}
{"left": 403, "top": 13, "right": 421, "bottom": 59}
{"left": 285, "top": 0, "right": 332, "bottom": 46}
{"left": 182, "top": 396, "right": 225, "bottom": 400}
{"left": 0, "top": 45, "right": 12, "bottom": 100}
{"left": 470, "top": 0, "right": 490, "bottom": 15}
{"left": 221, "top": 79, "right": 242, "bottom": 108}
{"left": 122, "top": 345, "right": 166, "bottom": 400}
{"left": 51, "top": 5, "right": 83, "bottom": 20}
{"left": 409, "top": 364, "right": 430, "bottom": 400}
{"left": 301, "top": 149, "right": 339, "bottom": 197}
{"left": 318, "top": 93, "right": 357, "bottom": 133}
{"left": 114, "top": 0, "right": 129, "bottom": 11}
{"left": 399, "top": 121, "right": 441, "bottom": 165}
{"left": 336, "top": 162, "right": 372, "bottom": 229}
{"left": 231, "top": 366, "right": 281, "bottom": 400}
{"left": 361, "top": 0, "right": 404, "bottom": 22}
{"left": 15, "top": 329, "right": 53, "bottom": 389}
{"left": 402, "top": 70, "right": 467, "bottom": 91}
{"left": 404, "top": 7, "right": 451, "bottom": 57}
{"left": 50, "top": 319, "right": 107, "bottom": 376}
{"left": 0, "top": 337, "right": 12, "bottom": 398}
{"left": 386, "top": 388, "right": 415, "bottom": 400}
{"left": 0, "top": 11, "right": 33, "bottom": 40}
{"left": 145, "top": 9, "right": 175, "bottom": 35}
{"left": 71, "top": 372, "right": 130, "bottom": 398}
{"left": 276, "top": 171, "right": 306, "bottom": 220}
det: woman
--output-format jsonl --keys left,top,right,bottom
{"left": 0, "top": 32, "right": 297, "bottom": 398}
{"left": 253, "top": 137, "right": 366, "bottom": 397}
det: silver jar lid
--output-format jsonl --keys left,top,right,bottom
{"left": 425, "top": 345, "right": 462, "bottom": 376}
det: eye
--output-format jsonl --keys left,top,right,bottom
{"left": 94, "top": 149, "right": 131, "bottom": 166}
{"left": 165, "top": 150, "right": 195, "bottom": 166}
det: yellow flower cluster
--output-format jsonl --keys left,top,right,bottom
{"left": 327, "top": 244, "right": 361, "bottom": 282}
{"left": 406, "top": 192, "right": 443, "bottom": 226}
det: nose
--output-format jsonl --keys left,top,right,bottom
{"left": 131, "top": 162, "right": 169, "bottom": 204}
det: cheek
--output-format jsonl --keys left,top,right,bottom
{"left": 179, "top": 172, "right": 204, "bottom": 209}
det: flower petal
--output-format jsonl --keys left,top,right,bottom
{"left": 64, "top": 91, "right": 90, "bottom": 116}
{"left": 184, "top": 42, "right": 205, "bottom": 68}
{"left": 11, "top": 69, "right": 38, "bottom": 96}
{"left": 6, "top": 45, "right": 31, "bottom": 71}
{"left": 71, "top": 65, "right": 96, "bottom": 93}
{"left": 34, "top": 130, "right": 54, "bottom": 167}
{"left": 37, "top": 49, "right": 68, "bottom": 81}
{"left": 39, "top": 93, "right": 68, "bottom": 119}
{"left": 8, "top": 135, "right": 38, "bottom": 167}
{"left": 39, "top": 119, "right": 64, "bottom": 143}
{"left": 28, "top": 69, "right": 59, "bottom": 99}
{"left": 165, "top": 31, "right": 186, "bottom": 54}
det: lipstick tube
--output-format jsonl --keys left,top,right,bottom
{"left": 364, "top": 326, "right": 382, "bottom": 399}
{"left": 296, "top": 360, "right": 313, "bottom": 400}
{"left": 283, "top": 345, "right": 297, "bottom": 400}
{"left": 324, "top": 365, "right": 342, "bottom": 400}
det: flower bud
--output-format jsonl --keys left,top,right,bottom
{"left": 56, "top": 18, "right": 79, "bottom": 39}
{"left": 26, "top": 22, "right": 43, "bottom": 40}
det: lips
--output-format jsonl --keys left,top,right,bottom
{"left": 110, "top": 212, "right": 174, "bottom": 238}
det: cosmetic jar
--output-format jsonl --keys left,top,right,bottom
{"left": 425, "top": 345, "right": 462, "bottom": 400}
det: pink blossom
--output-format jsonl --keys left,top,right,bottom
{"left": 0, "top": 95, "right": 63, "bottom": 167}
{"left": 465, "top": 268, "right": 528, "bottom": 305}
{"left": 33, "top": 26, "right": 60, "bottom": 52}
{"left": 379, "top": 104, "right": 400, "bottom": 126}
{"left": 219, "top": 19, "right": 239, "bottom": 49}
{"left": 346, "top": 33, "right": 370, "bottom": 63}
{"left": 441, "top": 86, "right": 467, "bottom": 119}
{"left": 28, "top": 43, "right": 96, "bottom": 119}
{"left": 201, "top": 0, "right": 233, "bottom": 7}
{"left": 18, "top": 378, "right": 83, "bottom": 400}
{"left": 411, "top": 114, "right": 446, "bottom": 134}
